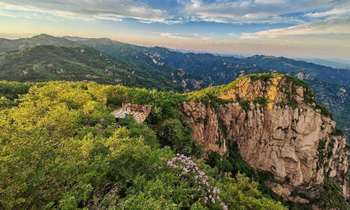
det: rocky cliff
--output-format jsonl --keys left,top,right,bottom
{"left": 183, "top": 74, "right": 349, "bottom": 204}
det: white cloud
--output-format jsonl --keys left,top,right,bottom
{"left": 255, "top": 0, "right": 287, "bottom": 5}
{"left": 160, "top": 33, "right": 197, "bottom": 39}
{"left": 306, "top": 7, "right": 350, "bottom": 18}
{"left": 0, "top": 1, "right": 169, "bottom": 23}
{"left": 93, "top": 15, "right": 123, "bottom": 22}
{"left": 160, "top": 33, "right": 210, "bottom": 40}
{"left": 0, "top": 0, "right": 349, "bottom": 25}
{"left": 240, "top": 17, "right": 350, "bottom": 39}
{"left": 228, "top": 33, "right": 239, "bottom": 36}
{"left": 179, "top": 0, "right": 348, "bottom": 24}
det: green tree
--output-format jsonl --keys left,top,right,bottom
{"left": 158, "top": 118, "right": 204, "bottom": 157}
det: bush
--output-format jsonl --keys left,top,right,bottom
{"left": 158, "top": 118, "right": 204, "bottom": 157}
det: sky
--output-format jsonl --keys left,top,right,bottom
{"left": 0, "top": 0, "right": 350, "bottom": 61}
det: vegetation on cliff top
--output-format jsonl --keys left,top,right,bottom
{"left": 187, "top": 73, "right": 334, "bottom": 120}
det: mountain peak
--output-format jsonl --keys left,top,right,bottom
{"left": 30, "top": 34, "right": 62, "bottom": 41}
{"left": 219, "top": 73, "right": 315, "bottom": 109}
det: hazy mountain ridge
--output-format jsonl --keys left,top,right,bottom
{"left": 295, "top": 58, "right": 350, "bottom": 69}
{"left": 0, "top": 34, "right": 79, "bottom": 53}
{"left": 0, "top": 44, "right": 201, "bottom": 92}
{"left": 243, "top": 55, "right": 350, "bottom": 86}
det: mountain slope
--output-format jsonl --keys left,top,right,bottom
{"left": 243, "top": 55, "right": 350, "bottom": 86}
{"left": 75, "top": 41, "right": 255, "bottom": 86}
{"left": 0, "top": 45, "right": 195, "bottom": 91}
{"left": 296, "top": 58, "right": 350, "bottom": 69}
{"left": 0, "top": 34, "right": 78, "bottom": 53}
{"left": 71, "top": 38, "right": 209, "bottom": 91}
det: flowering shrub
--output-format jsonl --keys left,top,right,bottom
{"left": 167, "top": 153, "right": 228, "bottom": 209}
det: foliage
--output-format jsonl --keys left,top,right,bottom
{"left": 0, "top": 96, "right": 15, "bottom": 109}
{"left": 0, "top": 81, "right": 168, "bottom": 209}
{"left": 306, "top": 79, "right": 350, "bottom": 142}
{"left": 291, "top": 178, "right": 350, "bottom": 210}
{"left": 217, "top": 174, "right": 286, "bottom": 210}
{"left": 186, "top": 85, "right": 224, "bottom": 108}
{"left": 317, "top": 140, "right": 327, "bottom": 168}
{"left": 331, "top": 127, "right": 346, "bottom": 137}
{"left": 187, "top": 73, "right": 317, "bottom": 113}
{"left": 165, "top": 154, "right": 226, "bottom": 208}
{"left": 0, "top": 80, "right": 288, "bottom": 209}
{"left": 315, "top": 103, "right": 334, "bottom": 119}
{"left": 316, "top": 178, "right": 350, "bottom": 209}
{"left": 0, "top": 81, "right": 31, "bottom": 100}
{"left": 117, "top": 116, "right": 159, "bottom": 149}
{"left": 206, "top": 145, "right": 284, "bottom": 204}
{"left": 158, "top": 118, "right": 205, "bottom": 157}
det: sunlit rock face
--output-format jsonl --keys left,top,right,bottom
{"left": 183, "top": 75, "right": 348, "bottom": 202}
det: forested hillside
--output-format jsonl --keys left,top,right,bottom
{"left": 0, "top": 81, "right": 286, "bottom": 210}
{"left": 0, "top": 45, "right": 205, "bottom": 92}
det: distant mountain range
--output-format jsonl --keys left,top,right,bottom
{"left": 0, "top": 34, "right": 349, "bottom": 140}
{"left": 0, "top": 34, "right": 78, "bottom": 53}
{"left": 0, "top": 39, "right": 205, "bottom": 92}
{"left": 295, "top": 58, "right": 350, "bottom": 69}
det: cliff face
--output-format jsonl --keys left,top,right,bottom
{"left": 183, "top": 75, "right": 349, "bottom": 203}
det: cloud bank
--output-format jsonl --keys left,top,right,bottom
{"left": 0, "top": 0, "right": 349, "bottom": 24}
{"left": 0, "top": 0, "right": 169, "bottom": 23}
{"left": 240, "top": 17, "right": 350, "bottom": 39}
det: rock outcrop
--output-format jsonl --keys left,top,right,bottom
{"left": 183, "top": 101, "right": 227, "bottom": 155}
{"left": 183, "top": 74, "right": 349, "bottom": 203}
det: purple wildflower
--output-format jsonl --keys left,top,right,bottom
{"left": 221, "top": 202, "right": 228, "bottom": 210}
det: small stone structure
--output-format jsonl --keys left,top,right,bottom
{"left": 111, "top": 103, "right": 151, "bottom": 123}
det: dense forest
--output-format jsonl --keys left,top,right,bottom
{"left": 0, "top": 81, "right": 287, "bottom": 209}
{"left": 1, "top": 78, "right": 348, "bottom": 209}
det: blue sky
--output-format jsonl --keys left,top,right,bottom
{"left": 0, "top": 0, "right": 349, "bottom": 61}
